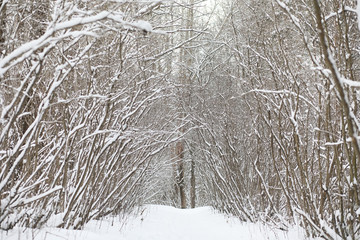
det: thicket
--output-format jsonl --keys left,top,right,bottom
{"left": 1, "top": 1, "right": 359, "bottom": 239}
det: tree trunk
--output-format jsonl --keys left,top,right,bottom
{"left": 0, "top": 0, "right": 6, "bottom": 57}
{"left": 175, "top": 141, "right": 187, "bottom": 209}
{"left": 190, "top": 156, "right": 195, "bottom": 208}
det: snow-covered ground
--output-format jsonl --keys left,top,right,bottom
{"left": 1, "top": 205, "right": 313, "bottom": 240}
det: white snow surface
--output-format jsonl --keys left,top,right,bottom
{"left": 1, "top": 205, "right": 314, "bottom": 240}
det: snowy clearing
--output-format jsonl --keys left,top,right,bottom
{"left": 1, "top": 205, "right": 315, "bottom": 240}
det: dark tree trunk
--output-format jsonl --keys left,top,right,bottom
{"left": 175, "top": 141, "right": 186, "bottom": 209}
{"left": 190, "top": 157, "right": 195, "bottom": 208}
{"left": 0, "top": 0, "right": 6, "bottom": 57}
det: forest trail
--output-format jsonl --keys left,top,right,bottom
{"left": 2, "top": 205, "right": 309, "bottom": 240}
{"left": 119, "top": 205, "right": 305, "bottom": 240}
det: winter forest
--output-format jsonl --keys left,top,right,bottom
{"left": 1, "top": 0, "right": 360, "bottom": 239}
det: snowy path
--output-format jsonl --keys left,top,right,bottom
{"left": 120, "top": 205, "right": 305, "bottom": 240}
{"left": 1, "top": 205, "right": 309, "bottom": 240}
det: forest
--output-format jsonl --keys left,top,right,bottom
{"left": 0, "top": 0, "right": 360, "bottom": 239}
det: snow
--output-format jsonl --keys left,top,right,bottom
{"left": 133, "top": 20, "right": 153, "bottom": 32}
{"left": 1, "top": 205, "right": 313, "bottom": 240}
{"left": 356, "top": 207, "right": 360, "bottom": 216}
{"left": 342, "top": 77, "right": 360, "bottom": 87}
{"left": 19, "top": 186, "right": 62, "bottom": 206}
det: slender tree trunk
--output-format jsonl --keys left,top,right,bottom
{"left": 0, "top": 0, "right": 6, "bottom": 57}
{"left": 190, "top": 156, "right": 196, "bottom": 208}
{"left": 175, "top": 141, "right": 187, "bottom": 209}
